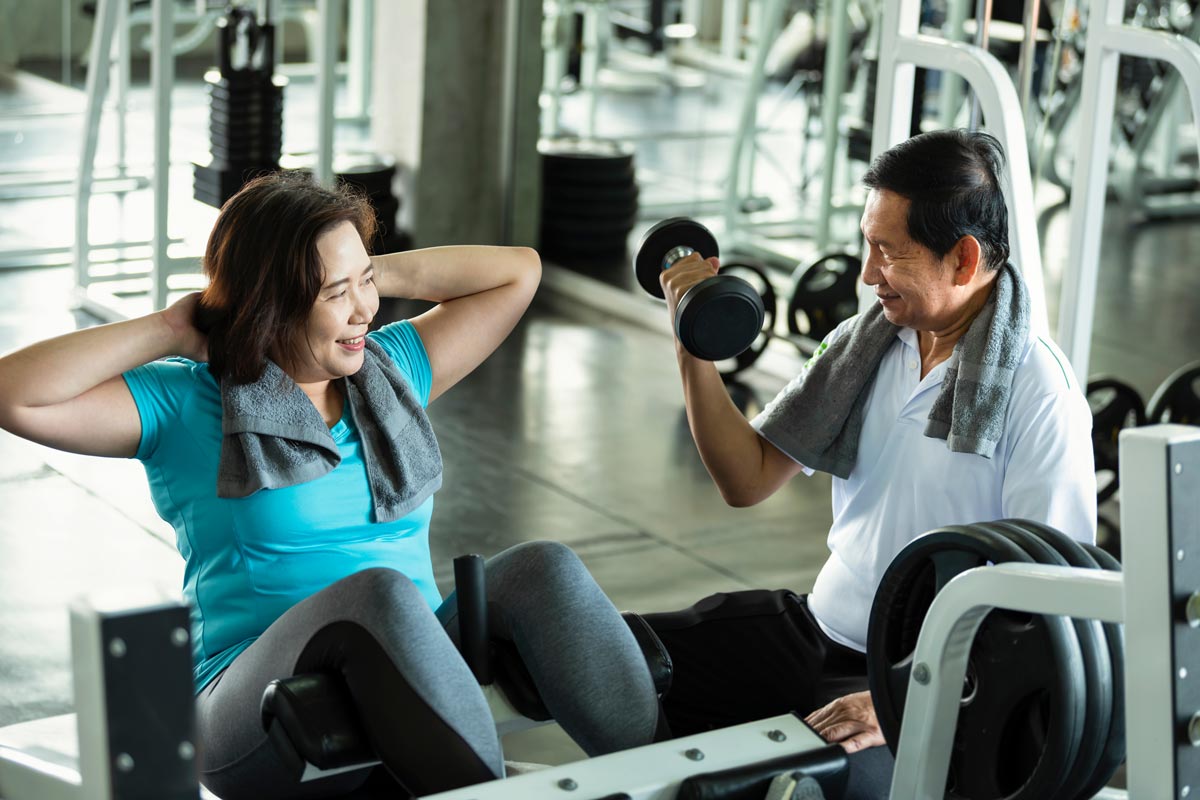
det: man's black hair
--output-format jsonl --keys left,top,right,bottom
{"left": 862, "top": 129, "right": 1010, "bottom": 271}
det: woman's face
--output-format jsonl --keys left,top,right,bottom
{"left": 285, "top": 220, "right": 380, "bottom": 385}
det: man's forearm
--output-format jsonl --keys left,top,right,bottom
{"left": 678, "top": 347, "right": 777, "bottom": 506}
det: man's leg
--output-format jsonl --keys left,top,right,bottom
{"left": 642, "top": 590, "right": 828, "bottom": 735}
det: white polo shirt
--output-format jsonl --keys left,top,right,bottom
{"left": 753, "top": 323, "right": 1096, "bottom": 652}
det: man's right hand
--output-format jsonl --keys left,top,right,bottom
{"left": 660, "top": 253, "right": 721, "bottom": 325}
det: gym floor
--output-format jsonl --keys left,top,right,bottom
{"left": 0, "top": 52, "right": 1196, "bottom": 774}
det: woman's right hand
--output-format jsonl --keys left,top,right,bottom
{"left": 158, "top": 292, "right": 210, "bottom": 362}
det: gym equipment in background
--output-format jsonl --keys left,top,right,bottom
{"left": 539, "top": 138, "right": 639, "bottom": 265}
{"left": 1146, "top": 360, "right": 1200, "bottom": 424}
{"left": 1087, "top": 377, "right": 1148, "bottom": 503}
{"left": 192, "top": 5, "right": 284, "bottom": 209}
{"left": 280, "top": 152, "right": 411, "bottom": 254}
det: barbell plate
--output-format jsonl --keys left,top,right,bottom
{"left": 1146, "top": 361, "right": 1200, "bottom": 425}
{"left": 1086, "top": 378, "right": 1146, "bottom": 503}
{"left": 867, "top": 524, "right": 1087, "bottom": 800}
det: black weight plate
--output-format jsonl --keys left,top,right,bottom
{"left": 1066, "top": 537, "right": 1127, "bottom": 800}
{"left": 634, "top": 218, "right": 719, "bottom": 300}
{"left": 676, "top": 276, "right": 765, "bottom": 362}
{"left": 987, "top": 521, "right": 1112, "bottom": 800}
{"left": 543, "top": 181, "right": 639, "bottom": 211}
{"left": 1147, "top": 361, "right": 1200, "bottom": 425}
{"left": 279, "top": 153, "right": 399, "bottom": 198}
{"left": 543, "top": 198, "right": 640, "bottom": 227}
{"left": 714, "top": 261, "right": 777, "bottom": 378}
{"left": 867, "top": 525, "right": 1087, "bottom": 800}
{"left": 539, "top": 137, "right": 635, "bottom": 180}
{"left": 788, "top": 252, "right": 862, "bottom": 342}
{"left": 541, "top": 211, "right": 639, "bottom": 237}
{"left": 544, "top": 163, "right": 637, "bottom": 191}
{"left": 1087, "top": 378, "right": 1146, "bottom": 503}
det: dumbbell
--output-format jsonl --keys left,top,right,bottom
{"left": 635, "top": 218, "right": 765, "bottom": 362}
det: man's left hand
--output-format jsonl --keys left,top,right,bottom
{"left": 803, "top": 690, "right": 885, "bottom": 753}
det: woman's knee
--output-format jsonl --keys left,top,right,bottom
{"left": 503, "top": 540, "right": 585, "bottom": 578}
{"left": 336, "top": 566, "right": 427, "bottom": 611}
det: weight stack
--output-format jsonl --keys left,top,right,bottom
{"left": 193, "top": 9, "right": 285, "bottom": 209}
{"left": 539, "top": 137, "right": 639, "bottom": 266}
{"left": 279, "top": 152, "right": 411, "bottom": 254}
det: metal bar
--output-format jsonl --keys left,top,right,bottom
{"left": 72, "top": 0, "right": 121, "bottom": 293}
{"left": 151, "top": 0, "right": 174, "bottom": 311}
{"left": 1119, "top": 425, "right": 1200, "bottom": 798}
{"left": 498, "top": 0, "right": 521, "bottom": 243}
{"left": 115, "top": 0, "right": 130, "bottom": 177}
{"left": 720, "top": 0, "right": 743, "bottom": 60}
{"left": 316, "top": 0, "right": 342, "bottom": 188}
{"left": 580, "top": 4, "right": 602, "bottom": 140}
{"left": 939, "top": 0, "right": 969, "bottom": 127}
{"left": 968, "top": 0, "right": 993, "bottom": 129}
{"left": 815, "top": 0, "right": 851, "bottom": 251}
{"left": 722, "top": 0, "right": 787, "bottom": 244}
{"left": 345, "top": 0, "right": 373, "bottom": 121}
{"left": 1016, "top": 0, "right": 1041, "bottom": 116}
{"left": 1057, "top": 6, "right": 1200, "bottom": 380}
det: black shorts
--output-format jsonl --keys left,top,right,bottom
{"left": 643, "top": 589, "right": 868, "bottom": 735}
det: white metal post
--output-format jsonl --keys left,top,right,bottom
{"left": 1119, "top": 425, "right": 1200, "bottom": 798}
{"left": 345, "top": 0, "right": 373, "bottom": 122}
{"left": 151, "top": 0, "right": 174, "bottom": 311}
{"left": 815, "top": 0, "right": 851, "bottom": 251}
{"left": 1056, "top": 0, "right": 1200, "bottom": 381}
{"left": 939, "top": 0, "right": 969, "bottom": 127}
{"left": 722, "top": 0, "right": 787, "bottom": 241}
{"left": 73, "top": 0, "right": 122, "bottom": 296}
{"left": 316, "top": 0, "right": 342, "bottom": 188}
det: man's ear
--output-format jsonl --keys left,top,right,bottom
{"left": 950, "top": 235, "right": 982, "bottom": 286}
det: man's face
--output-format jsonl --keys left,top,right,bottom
{"left": 859, "top": 189, "right": 962, "bottom": 332}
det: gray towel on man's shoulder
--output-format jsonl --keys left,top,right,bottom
{"left": 753, "top": 263, "right": 1030, "bottom": 479}
{"left": 216, "top": 337, "right": 442, "bottom": 522}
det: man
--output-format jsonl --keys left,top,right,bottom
{"left": 644, "top": 129, "right": 1095, "bottom": 791}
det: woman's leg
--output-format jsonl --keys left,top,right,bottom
{"left": 198, "top": 567, "right": 502, "bottom": 800}
{"left": 438, "top": 540, "right": 660, "bottom": 755}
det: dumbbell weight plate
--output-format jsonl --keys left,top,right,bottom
{"left": 715, "top": 262, "right": 777, "bottom": 378}
{"left": 1146, "top": 361, "right": 1200, "bottom": 424}
{"left": 634, "top": 217, "right": 719, "bottom": 299}
{"left": 1086, "top": 378, "right": 1146, "bottom": 503}
{"left": 676, "top": 277, "right": 765, "bottom": 362}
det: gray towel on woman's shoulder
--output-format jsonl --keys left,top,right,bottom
{"left": 216, "top": 337, "right": 442, "bottom": 522}
{"left": 753, "top": 263, "right": 1030, "bottom": 479}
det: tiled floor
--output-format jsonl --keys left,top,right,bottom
{"left": 0, "top": 33, "right": 1197, "bottom": 787}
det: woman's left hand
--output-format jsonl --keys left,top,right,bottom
{"left": 803, "top": 690, "right": 886, "bottom": 753}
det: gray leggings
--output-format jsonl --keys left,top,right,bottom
{"left": 196, "top": 540, "right": 660, "bottom": 799}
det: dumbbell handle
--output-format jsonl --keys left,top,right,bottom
{"left": 662, "top": 245, "right": 697, "bottom": 272}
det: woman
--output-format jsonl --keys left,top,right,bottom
{"left": 0, "top": 172, "right": 660, "bottom": 799}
